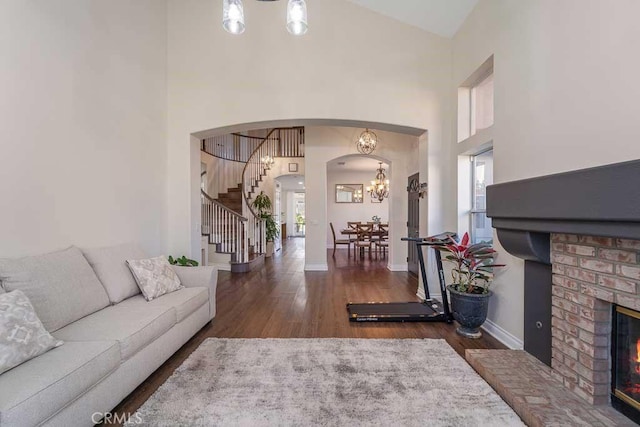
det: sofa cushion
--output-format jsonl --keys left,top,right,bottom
{"left": 0, "top": 290, "right": 63, "bottom": 375}
{"left": 53, "top": 302, "right": 176, "bottom": 361}
{"left": 81, "top": 243, "right": 147, "bottom": 304}
{"left": 119, "top": 287, "right": 209, "bottom": 323}
{"left": 0, "top": 340, "right": 119, "bottom": 427}
{"left": 0, "top": 247, "right": 110, "bottom": 332}
{"left": 126, "top": 256, "right": 183, "bottom": 301}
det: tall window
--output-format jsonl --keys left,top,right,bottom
{"left": 470, "top": 149, "right": 493, "bottom": 244}
{"left": 470, "top": 73, "right": 494, "bottom": 135}
{"left": 457, "top": 56, "right": 494, "bottom": 142}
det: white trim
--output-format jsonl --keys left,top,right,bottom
{"left": 305, "top": 263, "right": 328, "bottom": 271}
{"left": 481, "top": 319, "right": 523, "bottom": 350}
{"left": 387, "top": 264, "right": 407, "bottom": 272}
{"left": 417, "top": 290, "right": 442, "bottom": 301}
{"left": 208, "top": 262, "right": 231, "bottom": 272}
{"left": 413, "top": 289, "right": 524, "bottom": 350}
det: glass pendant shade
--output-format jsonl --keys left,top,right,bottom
{"left": 223, "top": 0, "right": 245, "bottom": 35}
{"left": 287, "top": 0, "right": 308, "bottom": 35}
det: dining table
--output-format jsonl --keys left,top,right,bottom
{"left": 340, "top": 224, "right": 389, "bottom": 259}
{"left": 340, "top": 223, "right": 388, "bottom": 237}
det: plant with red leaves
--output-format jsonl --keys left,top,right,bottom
{"left": 431, "top": 232, "right": 505, "bottom": 294}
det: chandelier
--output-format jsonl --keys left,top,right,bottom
{"left": 261, "top": 154, "right": 275, "bottom": 169}
{"left": 223, "top": 0, "right": 308, "bottom": 36}
{"left": 355, "top": 129, "right": 378, "bottom": 155}
{"left": 367, "top": 162, "right": 390, "bottom": 202}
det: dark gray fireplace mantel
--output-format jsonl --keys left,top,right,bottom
{"left": 487, "top": 159, "right": 640, "bottom": 264}
{"left": 486, "top": 159, "right": 640, "bottom": 366}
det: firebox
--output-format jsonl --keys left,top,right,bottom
{"left": 612, "top": 305, "right": 640, "bottom": 423}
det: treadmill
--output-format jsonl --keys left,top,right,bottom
{"left": 346, "top": 232, "right": 455, "bottom": 323}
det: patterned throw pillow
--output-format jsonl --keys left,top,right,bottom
{"left": 126, "top": 256, "right": 183, "bottom": 301}
{"left": 0, "top": 290, "right": 63, "bottom": 375}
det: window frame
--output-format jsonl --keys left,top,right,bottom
{"left": 457, "top": 55, "right": 494, "bottom": 143}
{"left": 469, "top": 70, "right": 493, "bottom": 136}
{"left": 469, "top": 148, "right": 493, "bottom": 244}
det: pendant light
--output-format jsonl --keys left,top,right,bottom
{"left": 366, "top": 162, "right": 390, "bottom": 202}
{"left": 356, "top": 129, "right": 378, "bottom": 155}
{"left": 223, "top": 0, "right": 245, "bottom": 35}
{"left": 287, "top": 0, "right": 308, "bottom": 35}
{"left": 223, "top": 0, "right": 308, "bottom": 36}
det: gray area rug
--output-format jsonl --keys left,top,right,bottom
{"left": 127, "top": 338, "right": 524, "bottom": 426}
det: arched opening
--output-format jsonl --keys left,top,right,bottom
{"left": 192, "top": 119, "right": 425, "bottom": 274}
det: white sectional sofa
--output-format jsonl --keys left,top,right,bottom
{"left": 0, "top": 244, "right": 218, "bottom": 427}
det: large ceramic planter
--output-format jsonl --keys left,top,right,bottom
{"left": 447, "top": 285, "right": 493, "bottom": 339}
{"left": 265, "top": 241, "right": 274, "bottom": 258}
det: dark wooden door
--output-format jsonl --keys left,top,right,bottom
{"left": 407, "top": 173, "right": 420, "bottom": 276}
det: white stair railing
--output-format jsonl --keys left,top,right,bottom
{"left": 201, "top": 190, "right": 248, "bottom": 263}
{"left": 241, "top": 127, "right": 305, "bottom": 254}
{"left": 200, "top": 127, "right": 304, "bottom": 262}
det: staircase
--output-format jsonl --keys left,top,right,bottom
{"left": 201, "top": 127, "right": 305, "bottom": 272}
{"left": 216, "top": 184, "right": 243, "bottom": 213}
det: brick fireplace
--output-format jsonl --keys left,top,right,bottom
{"left": 485, "top": 159, "right": 640, "bottom": 421}
{"left": 550, "top": 233, "right": 640, "bottom": 405}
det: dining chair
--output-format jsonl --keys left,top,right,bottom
{"left": 347, "top": 221, "right": 361, "bottom": 230}
{"left": 354, "top": 223, "right": 374, "bottom": 260}
{"left": 373, "top": 223, "right": 389, "bottom": 258}
{"left": 329, "top": 222, "right": 351, "bottom": 257}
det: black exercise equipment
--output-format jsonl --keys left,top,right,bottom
{"left": 346, "top": 231, "right": 456, "bottom": 323}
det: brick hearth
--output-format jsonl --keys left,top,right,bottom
{"left": 551, "top": 233, "right": 640, "bottom": 404}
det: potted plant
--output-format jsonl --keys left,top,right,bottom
{"left": 251, "top": 191, "right": 280, "bottom": 257}
{"left": 432, "top": 232, "right": 504, "bottom": 339}
{"left": 168, "top": 255, "right": 199, "bottom": 267}
{"left": 295, "top": 213, "right": 305, "bottom": 234}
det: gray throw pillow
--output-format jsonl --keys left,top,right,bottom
{"left": 0, "top": 247, "right": 110, "bottom": 332}
{"left": 82, "top": 243, "right": 147, "bottom": 304}
{"left": 0, "top": 290, "right": 63, "bottom": 375}
{"left": 126, "top": 256, "right": 183, "bottom": 301}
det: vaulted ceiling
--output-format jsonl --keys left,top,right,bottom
{"left": 345, "top": 0, "right": 479, "bottom": 38}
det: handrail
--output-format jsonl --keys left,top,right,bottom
{"left": 201, "top": 190, "right": 248, "bottom": 221}
{"left": 240, "top": 126, "right": 305, "bottom": 219}
{"left": 203, "top": 127, "right": 305, "bottom": 164}
{"left": 202, "top": 133, "right": 265, "bottom": 163}
{"left": 201, "top": 189, "right": 249, "bottom": 263}
{"left": 231, "top": 132, "right": 269, "bottom": 140}
{"left": 241, "top": 128, "right": 279, "bottom": 219}
{"left": 200, "top": 126, "right": 303, "bottom": 260}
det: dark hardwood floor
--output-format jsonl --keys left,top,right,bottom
{"left": 110, "top": 237, "right": 505, "bottom": 423}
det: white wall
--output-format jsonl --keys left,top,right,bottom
{"left": 166, "top": 0, "right": 451, "bottom": 259}
{"left": 202, "top": 152, "right": 244, "bottom": 198}
{"left": 305, "top": 127, "right": 418, "bottom": 272}
{"left": 446, "top": 0, "right": 640, "bottom": 343}
{"left": 326, "top": 170, "right": 389, "bottom": 247}
{"left": 0, "top": 1, "right": 168, "bottom": 257}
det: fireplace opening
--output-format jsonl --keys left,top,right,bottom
{"left": 612, "top": 305, "right": 640, "bottom": 424}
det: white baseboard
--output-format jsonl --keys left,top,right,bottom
{"left": 206, "top": 262, "right": 231, "bottom": 271}
{"left": 417, "top": 290, "right": 442, "bottom": 301}
{"left": 414, "top": 289, "right": 524, "bottom": 351}
{"left": 387, "top": 264, "right": 407, "bottom": 272}
{"left": 481, "top": 319, "right": 523, "bottom": 350}
{"left": 305, "top": 263, "right": 328, "bottom": 271}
